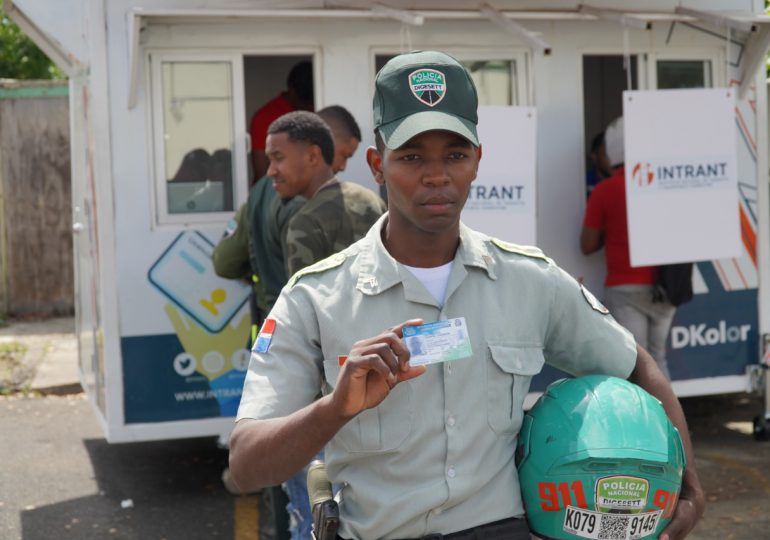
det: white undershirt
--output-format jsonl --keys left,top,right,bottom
{"left": 402, "top": 260, "right": 454, "bottom": 305}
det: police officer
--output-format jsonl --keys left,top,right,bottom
{"left": 229, "top": 51, "right": 704, "bottom": 540}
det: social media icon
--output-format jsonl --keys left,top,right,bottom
{"left": 173, "top": 353, "right": 197, "bottom": 376}
{"left": 202, "top": 351, "right": 225, "bottom": 374}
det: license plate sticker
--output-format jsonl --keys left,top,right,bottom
{"left": 562, "top": 506, "right": 661, "bottom": 540}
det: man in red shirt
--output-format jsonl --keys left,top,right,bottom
{"left": 581, "top": 117, "right": 676, "bottom": 379}
{"left": 250, "top": 61, "right": 314, "bottom": 184}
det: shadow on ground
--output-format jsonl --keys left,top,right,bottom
{"left": 21, "top": 437, "right": 234, "bottom": 540}
{"left": 682, "top": 393, "right": 770, "bottom": 540}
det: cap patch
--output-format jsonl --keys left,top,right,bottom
{"left": 409, "top": 69, "right": 446, "bottom": 107}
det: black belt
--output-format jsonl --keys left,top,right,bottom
{"left": 340, "top": 517, "right": 529, "bottom": 540}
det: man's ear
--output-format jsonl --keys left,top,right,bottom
{"left": 472, "top": 144, "right": 483, "bottom": 181}
{"left": 366, "top": 146, "right": 385, "bottom": 185}
{"left": 307, "top": 144, "right": 323, "bottom": 166}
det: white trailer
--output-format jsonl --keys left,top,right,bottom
{"left": 8, "top": 0, "right": 770, "bottom": 442}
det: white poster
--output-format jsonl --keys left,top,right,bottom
{"left": 624, "top": 88, "right": 740, "bottom": 266}
{"left": 462, "top": 106, "right": 537, "bottom": 245}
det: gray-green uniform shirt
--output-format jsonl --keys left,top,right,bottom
{"left": 237, "top": 214, "right": 637, "bottom": 540}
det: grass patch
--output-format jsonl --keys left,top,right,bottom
{"left": 0, "top": 341, "right": 27, "bottom": 356}
{"left": 0, "top": 341, "right": 31, "bottom": 392}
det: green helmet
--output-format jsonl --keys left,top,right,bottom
{"left": 516, "top": 375, "right": 685, "bottom": 540}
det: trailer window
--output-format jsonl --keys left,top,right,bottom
{"left": 464, "top": 60, "right": 515, "bottom": 106}
{"left": 657, "top": 60, "right": 713, "bottom": 89}
{"left": 159, "top": 61, "right": 235, "bottom": 216}
{"left": 375, "top": 55, "right": 521, "bottom": 106}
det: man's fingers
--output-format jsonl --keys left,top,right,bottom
{"left": 659, "top": 498, "right": 698, "bottom": 540}
{"left": 351, "top": 353, "right": 396, "bottom": 385}
{"left": 367, "top": 342, "right": 400, "bottom": 374}
{"left": 387, "top": 319, "right": 423, "bottom": 371}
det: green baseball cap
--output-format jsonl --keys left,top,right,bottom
{"left": 374, "top": 50, "right": 479, "bottom": 149}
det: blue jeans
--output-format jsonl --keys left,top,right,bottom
{"left": 283, "top": 453, "right": 323, "bottom": 540}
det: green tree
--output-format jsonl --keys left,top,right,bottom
{"left": 0, "top": 5, "right": 64, "bottom": 79}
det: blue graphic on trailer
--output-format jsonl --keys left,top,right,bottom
{"left": 148, "top": 231, "right": 250, "bottom": 333}
{"left": 532, "top": 261, "right": 757, "bottom": 392}
{"left": 123, "top": 231, "right": 252, "bottom": 424}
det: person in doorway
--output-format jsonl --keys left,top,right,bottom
{"left": 585, "top": 130, "right": 612, "bottom": 197}
{"left": 230, "top": 51, "right": 703, "bottom": 540}
{"left": 250, "top": 61, "right": 314, "bottom": 183}
{"left": 581, "top": 117, "right": 677, "bottom": 380}
{"left": 266, "top": 111, "right": 385, "bottom": 277}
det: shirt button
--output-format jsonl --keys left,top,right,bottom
{"left": 447, "top": 466, "right": 456, "bottom": 478}
{"left": 447, "top": 415, "right": 456, "bottom": 427}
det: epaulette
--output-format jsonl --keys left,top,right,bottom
{"left": 287, "top": 252, "right": 347, "bottom": 288}
{"left": 489, "top": 237, "right": 552, "bottom": 264}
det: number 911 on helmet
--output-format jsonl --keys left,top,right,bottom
{"left": 516, "top": 375, "right": 685, "bottom": 540}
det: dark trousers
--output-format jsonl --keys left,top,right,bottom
{"left": 339, "top": 517, "right": 530, "bottom": 540}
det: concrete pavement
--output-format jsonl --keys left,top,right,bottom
{"left": 0, "top": 316, "right": 80, "bottom": 393}
{"left": 1, "top": 317, "right": 769, "bottom": 539}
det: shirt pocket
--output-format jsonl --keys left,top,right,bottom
{"left": 323, "top": 356, "right": 414, "bottom": 454}
{"left": 486, "top": 344, "right": 545, "bottom": 436}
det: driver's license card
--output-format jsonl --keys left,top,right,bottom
{"left": 402, "top": 317, "right": 472, "bottom": 366}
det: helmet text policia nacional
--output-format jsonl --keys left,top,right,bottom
{"left": 516, "top": 376, "right": 685, "bottom": 540}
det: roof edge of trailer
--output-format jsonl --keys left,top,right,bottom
{"left": 128, "top": 5, "right": 769, "bottom": 25}
{"left": 126, "top": 5, "right": 770, "bottom": 108}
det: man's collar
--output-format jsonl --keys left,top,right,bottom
{"left": 457, "top": 222, "right": 497, "bottom": 280}
{"left": 355, "top": 214, "right": 496, "bottom": 297}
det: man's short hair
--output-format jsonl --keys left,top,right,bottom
{"left": 268, "top": 111, "right": 334, "bottom": 166}
{"left": 318, "top": 105, "right": 362, "bottom": 141}
{"left": 590, "top": 131, "right": 605, "bottom": 154}
{"left": 374, "top": 130, "right": 386, "bottom": 154}
{"left": 286, "top": 61, "right": 314, "bottom": 103}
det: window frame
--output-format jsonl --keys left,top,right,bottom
{"left": 148, "top": 51, "right": 248, "bottom": 227}
{"left": 647, "top": 49, "right": 725, "bottom": 90}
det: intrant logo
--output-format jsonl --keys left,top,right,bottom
{"left": 630, "top": 160, "right": 729, "bottom": 190}
{"left": 631, "top": 162, "right": 655, "bottom": 187}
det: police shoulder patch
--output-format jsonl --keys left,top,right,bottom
{"left": 489, "top": 237, "right": 551, "bottom": 263}
{"left": 580, "top": 284, "right": 610, "bottom": 315}
{"left": 288, "top": 252, "right": 347, "bottom": 288}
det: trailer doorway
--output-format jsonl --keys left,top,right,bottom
{"left": 243, "top": 54, "right": 315, "bottom": 184}
{"left": 582, "top": 55, "right": 638, "bottom": 197}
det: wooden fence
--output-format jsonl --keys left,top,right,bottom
{"left": 0, "top": 80, "right": 73, "bottom": 317}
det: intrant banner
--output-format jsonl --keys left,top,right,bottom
{"left": 461, "top": 106, "right": 537, "bottom": 245}
{"left": 623, "top": 88, "right": 741, "bottom": 266}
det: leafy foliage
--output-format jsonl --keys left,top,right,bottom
{"left": 0, "top": 6, "right": 64, "bottom": 79}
